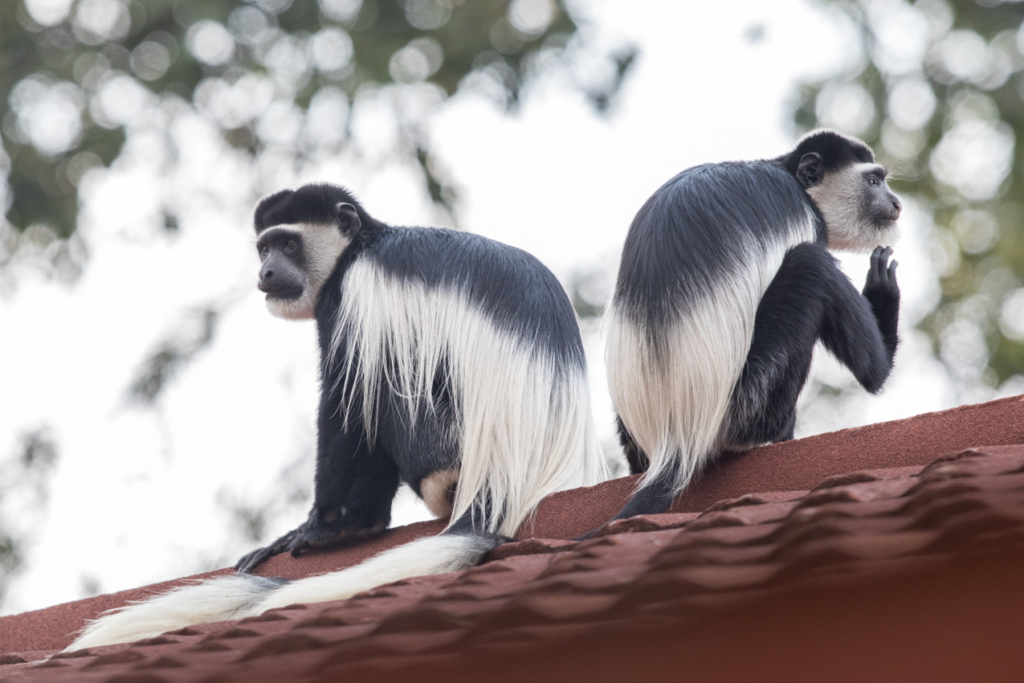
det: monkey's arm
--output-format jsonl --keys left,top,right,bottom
{"left": 861, "top": 246, "right": 900, "bottom": 363}
{"left": 726, "top": 243, "right": 828, "bottom": 447}
{"left": 817, "top": 249, "right": 897, "bottom": 394}
{"left": 236, "top": 408, "right": 399, "bottom": 573}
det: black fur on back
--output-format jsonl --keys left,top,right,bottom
{"left": 615, "top": 160, "right": 823, "bottom": 330}
{"left": 777, "top": 129, "right": 875, "bottom": 177}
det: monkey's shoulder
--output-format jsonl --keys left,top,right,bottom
{"left": 357, "top": 226, "right": 581, "bottom": 351}
{"left": 626, "top": 159, "right": 814, "bottom": 255}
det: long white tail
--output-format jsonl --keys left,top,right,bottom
{"left": 68, "top": 533, "right": 498, "bottom": 650}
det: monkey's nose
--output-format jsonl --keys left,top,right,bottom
{"left": 258, "top": 268, "right": 274, "bottom": 292}
{"left": 890, "top": 194, "right": 902, "bottom": 219}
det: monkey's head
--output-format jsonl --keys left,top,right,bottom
{"left": 253, "top": 183, "right": 366, "bottom": 320}
{"left": 784, "top": 130, "right": 901, "bottom": 253}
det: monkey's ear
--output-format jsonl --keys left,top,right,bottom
{"left": 796, "top": 153, "right": 823, "bottom": 188}
{"left": 336, "top": 203, "right": 361, "bottom": 234}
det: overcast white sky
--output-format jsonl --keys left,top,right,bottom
{"left": 0, "top": 0, "right": 974, "bottom": 615}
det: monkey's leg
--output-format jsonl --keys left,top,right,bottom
{"left": 617, "top": 415, "right": 649, "bottom": 474}
{"left": 725, "top": 242, "right": 830, "bottom": 447}
{"left": 772, "top": 411, "right": 798, "bottom": 444}
{"left": 237, "top": 417, "right": 399, "bottom": 573}
{"left": 372, "top": 365, "right": 464, "bottom": 517}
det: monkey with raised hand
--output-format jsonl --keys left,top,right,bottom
{"left": 601, "top": 130, "right": 901, "bottom": 528}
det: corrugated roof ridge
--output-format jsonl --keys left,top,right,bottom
{"left": 8, "top": 393, "right": 1024, "bottom": 657}
{"left": 5, "top": 444, "right": 1024, "bottom": 681}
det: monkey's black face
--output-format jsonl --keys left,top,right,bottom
{"left": 804, "top": 159, "right": 902, "bottom": 253}
{"left": 257, "top": 229, "right": 307, "bottom": 302}
{"left": 859, "top": 165, "right": 902, "bottom": 230}
{"left": 254, "top": 219, "right": 352, "bottom": 321}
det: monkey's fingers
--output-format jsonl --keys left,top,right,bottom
{"left": 235, "top": 546, "right": 276, "bottom": 573}
{"left": 872, "top": 246, "right": 893, "bottom": 278}
{"left": 287, "top": 535, "right": 312, "bottom": 558}
{"left": 235, "top": 529, "right": 300, "bottom": 572}
{"left": 868, "top": 247, "right": 883, "bottom": 281}
{"left": 888, "top": 260, "right": 899, "bottom": 284}
{"left": 880, "top": 246, "right": 894, "bottom": 276}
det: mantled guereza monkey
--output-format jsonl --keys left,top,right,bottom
{"left": 70, "top": 183, "right": 607, "bottom": 649}
{"left": 599, "top": 129, "right": 902, "bottom": 527}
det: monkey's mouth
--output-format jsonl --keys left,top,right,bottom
{"left": 880, "top": 205, "right": 901, "bottom": 224}
{"left": 260, "top": 284, "right": 304, "bottom": 300}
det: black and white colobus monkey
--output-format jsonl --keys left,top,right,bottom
{"left": 70, "top": 183, "right": 606, "bottom": 649}
{"left": 603, "top": 130, "right": 902, "bottom": 524}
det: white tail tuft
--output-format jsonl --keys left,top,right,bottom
{"left": 68, "top": 534, "right": 498, "bottom": 651}
{"left": 68, "top": 574, "right": 280, "bottom": 650}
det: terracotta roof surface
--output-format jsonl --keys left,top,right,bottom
{"left": 3, "top": 395, "right": 1024, "bottom": 682}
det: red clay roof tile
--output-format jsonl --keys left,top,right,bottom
{"left": 3, "top": 396, "right": 1024, "bottom": 681}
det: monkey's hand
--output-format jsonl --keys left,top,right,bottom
{"left": 235, "top": 507, "right": 388, "bottom": 573}
{"left": 234, "top": 528, "right": 301, "bottom": 573}
{"left": 862, "top": 246, "right": 900, "bottom": 360}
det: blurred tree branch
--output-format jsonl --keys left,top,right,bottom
{"left": 1, "top": 0, "right": 636, "bottom": 268}
{"left": 0, "top": 427, "right": 58, "bottom": 607}
{"left": 0, "top": 0, "right": 637, "bottom": 405}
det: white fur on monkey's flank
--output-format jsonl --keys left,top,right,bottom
{"left": 331, "top": 259, "right": 608, "bottom": 537}
{"left": 263, "top": 222, "right": 351, "bottom": 320}
{"left": 807, "top": 163, "right": 900, "bottom": 253}
{"left": 607, "top": 215, "right": 817, "bottom": 495}
{"left": 69, "top": 535, "right": 497, "bottom": 651}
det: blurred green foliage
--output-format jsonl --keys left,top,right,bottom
{"left": 796, "top": 0, "right": 1024, "bottom": 386}
{"left": 1, "top": 0, "right": 631, "bottom": 240}
{"left": 0, "top": 0, "right": 634, "bottom": 405}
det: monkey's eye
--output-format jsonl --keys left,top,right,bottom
{"left": 867, "top": 176, "right": 879, "bottom": 187}
{"left": 259, "top": 245, "right": 269, "bottom": 260}
{"left": 285, "top": 240, "right": 297, "bottom": 252}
